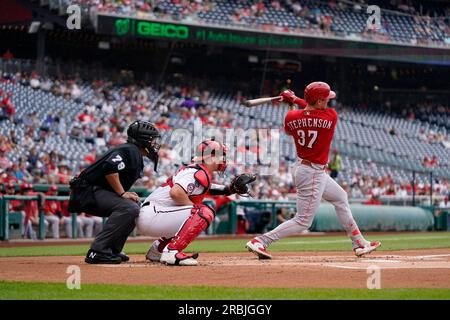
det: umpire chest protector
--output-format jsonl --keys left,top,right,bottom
{"left": 78, "top": 143, "right": 144, "bottom": 192}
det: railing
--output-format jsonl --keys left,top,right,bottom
{"left": 225, "top": 198, "right": 449, "bottom": 233}
{"left": 1, "top": 195, "right": 72, "bottom": 240}
{"left": 228, "top": 199, "right": 297, "bottom": 233}
{"left": 0, "top": 195, "right": 217, "bottom": 240}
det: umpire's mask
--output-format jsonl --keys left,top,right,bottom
{"left": 127, "top": 120, "right": 161, "bottom": 171}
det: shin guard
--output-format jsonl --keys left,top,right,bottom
{"left": 167, "top": 204, "right": 215, "bottom": 251}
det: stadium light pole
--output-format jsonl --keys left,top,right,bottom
{"left": 36, "top": 27, "right": 46, "bottom": 75}
{"left": 259, "top": 50, "right": 269, "bottom": 97}
{"left": 430, "top": 171, "right": 433, "bottom": 207}
{"left": 157, "top": 41, "right": 176, "bottom": 91}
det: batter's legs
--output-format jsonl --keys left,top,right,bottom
{"left": 255, "top": 165, "right": 327, "bottom": 248}
{"left": 322, "top": 175, "right": 369, "bottom": 248}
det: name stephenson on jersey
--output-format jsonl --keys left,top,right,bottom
{"left": 284, "top": 108, "right": 338, "bottom": 165}
{"left": 285, "top": 117, "right": 334, "bottom": 131}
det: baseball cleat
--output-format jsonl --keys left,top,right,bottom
{"left": 85, "top": 249, "right": 122, "bottom": 264}
{"left": 160, "top": 249, "right": 199, "bottom": 266}
{"left": 246, "top": 239, "right": 272, "bottom": 259}
{"left": 354, "top": 241, "right": 381, "bottom": 257}
{"left": 146, "top": 240, "right": 162, "bottom": 262}
{"left": 114, "top": 251, "right": 130, "bottom": 262}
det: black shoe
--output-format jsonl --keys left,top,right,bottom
{"left": 114, "top": 252, "right": 130, "bottom": 262}
{"left": 85, "top": 249, "right": 122, "bottom": 264}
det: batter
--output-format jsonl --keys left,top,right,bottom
{"left": 246, "top": 82, "right": 381, "bottom": 259}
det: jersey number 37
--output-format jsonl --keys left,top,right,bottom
{"left": 297, "top": 129, "right": 318, "bottom": 148}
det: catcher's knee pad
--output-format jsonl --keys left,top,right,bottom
{"left": 167, "top": 204, "right": 215, "bottom": 252}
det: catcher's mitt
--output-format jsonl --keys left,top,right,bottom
{"left": 229, "top": 173, "right": 257, "bottom": 196}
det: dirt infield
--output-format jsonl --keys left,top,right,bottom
{"left": 1, "top": 248, "right": 450, "bottom": 288}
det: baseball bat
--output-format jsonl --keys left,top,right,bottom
{"left": 242, "top": 96, "right": 281, "bottom": 108}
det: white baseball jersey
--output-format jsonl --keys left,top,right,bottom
{"left": 137, "top": 165, "right": 212, "bottom": 238}
{"left": 144, "top": 167, "right": 207, "bottom": 207}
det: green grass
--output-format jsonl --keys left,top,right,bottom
{"left": 0, "top": 232, "right": 449, "bottom": 257}
{"left": 1, "top": 281, "right": 449, "bottom": 300}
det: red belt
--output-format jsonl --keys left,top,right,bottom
{"left": 301, "top": 159, "right": 325, "bottom": 170}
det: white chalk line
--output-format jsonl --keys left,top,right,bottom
{"left": 279, "top": 235, "right": 450, "bottom": 245}
{"left": 97, "top": 254, "right": 450, "bottom": 269}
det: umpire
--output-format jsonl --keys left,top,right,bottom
{"left": 68, "top": 120, "right": 161, "bottom": 264}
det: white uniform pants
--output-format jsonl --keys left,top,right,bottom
{"left": 44, "top": 215, "right": 60, "bottom": 239}
{"left": 258, "top": 161, "right": 361, "bottom": 247}
{"left": 63, "top": 216, "right": 83, "bottom": 238}
{"left": 79, "top": 216, "right": 104, "bottom": 238}
{"left": 136, "top": 202, "right": 193, "bottom": 238}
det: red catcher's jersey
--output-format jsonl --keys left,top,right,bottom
{"left": 284, "top": 108, "right": 338, "bottom": 165}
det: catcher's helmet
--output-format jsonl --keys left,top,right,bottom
{"left": 193, "top": 140, "right": 228, "bottom": 172}
{"left": 127, "top": 120, "right": 161, "bottom": 171}
{"left": 304, "top": 81, "right": 336, "bottom": 105}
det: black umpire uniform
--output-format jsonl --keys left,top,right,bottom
{"left": 68, "top": 121, "right": 160, "bottom": 264}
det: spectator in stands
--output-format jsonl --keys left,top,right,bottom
{"left": 364, "top": 193, "right": 382, "bottom": 205}
{"left": 0, "top": 91, "right": 15, "bottom": 122}
{"left": 389, "top": 127, "right": 397, "bottom": 136}
{"left": 29, "top": 73, "right": 40, "bottom": 90}
{"left": 328, "top": 149, "right": 342, "bottom": 180}
{"left": 438, "top": 195, "right": 450, "bottom": 211}
{"left": 27, "top": 147, "right": 39, "bottom": 169}
{"left": 430, "top": 155, "right": 438, "bottom": 167}
{"left": 0, "top": 146, "right": 11, "bottom": 171}
{"left": 56, "top": 161, "right": 72, "bottom": 184}
{"left": 2, "top": 49, "right": 14, "bottom": 60}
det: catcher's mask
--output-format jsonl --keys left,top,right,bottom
{"left": 127, "top": 120, "right": 161, "bottom": 171}
{"left": 193, "top": 140, "right": 228, "bottom": 172}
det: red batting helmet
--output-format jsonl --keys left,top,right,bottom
{"left": 193, "top": 140, "right": 228, "bottom": 172}
{"left": 304, "top": 81, "right": 336, "bottom": 105}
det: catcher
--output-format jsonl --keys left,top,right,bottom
{"left": 136, "top": 140, "right": 256, "bottom": 266}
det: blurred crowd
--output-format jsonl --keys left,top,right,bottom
{"left": 1, "top": 70, "right": 450, "bottom": 203}
{"left": 65, "top": 0, "right": 450, "bottom": 46}
{"left": 1, "top": 67, "right": 450, "bottom": 238}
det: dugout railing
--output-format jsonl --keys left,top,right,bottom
{"left": 1, "top": 196, "right": 448, "bottom": 240}
{"left": 0, "top": 195, "right": 218, "bottom": 240}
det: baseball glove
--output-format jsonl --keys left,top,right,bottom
{"left": 229, "top": 173, "right": 257, "bottom": 196}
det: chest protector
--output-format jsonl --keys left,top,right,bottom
{"left": 162, "top": 164, "right": 212, "bottom": 205}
